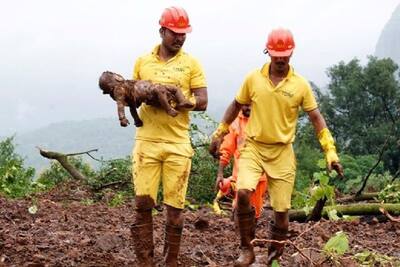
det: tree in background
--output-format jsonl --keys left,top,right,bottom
{"left": 320, "top": 57, "right": 400, "bottom": 174}
{"left": 0, "top": 137, "right": 35, "bottom": 197}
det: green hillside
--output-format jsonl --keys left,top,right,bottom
{"left": 12, "top": 118, "right": 135, "bottom": 174}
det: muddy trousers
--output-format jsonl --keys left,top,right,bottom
{"left": 163, "top": 223, "right": 183, "bottom": 267}
{"left": 267, "top": 221, "right": 288, "bottom": 264}
{"left": 131, "top": 208, "right": 154, "bottom": 267}
{"left": 234, "top": 209, "right": 256, "bottom": 267}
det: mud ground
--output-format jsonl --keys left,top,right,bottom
{"left": 1, "top": 182, "right": 399, "bottom": 267}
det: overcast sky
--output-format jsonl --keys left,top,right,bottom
{"left": 1, "top": 0, "right": 399, "bottom": 136}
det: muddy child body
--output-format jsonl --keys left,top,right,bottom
{"left": 98, "top": 71, "right": 194, "bottom": 127}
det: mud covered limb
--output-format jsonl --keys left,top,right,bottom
{"left": 289, "top": 203, "right": 400, "bottom": 222}
{"left": 37, "top": 147, "right": 97, "bottom": 181}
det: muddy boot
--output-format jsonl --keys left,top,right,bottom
{"left": 131, "top": 208, "right": 154, "bottom": 267}
{"left": 163, "top": 224, "right": 183, "bottom": 267}
{"left": 234, "top": 209, "right": 256, "bottom": 267}
{"left": 266, "top": 221, "right": 289, "bottom": 265}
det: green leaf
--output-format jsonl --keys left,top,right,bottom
{"left": 354, "top": 251, "right": 371, "bottom": 262}
{"left": 271, "top": 260, "right": 280, "bottom": 267}
{"left": 312, "top": 187, "right": 326, "bottom": 201}
{"left": 327, "top": 209, "right": 340, "bottom": 221}
{"left": 313, "top": 172, "right": 323, "bottom": 181}
{"left": 319, "top": 174, "right": 329, "bottom": 186}
{"left": 323, "top": 231, "right": 349, "bottom": 255}
{"left": 317, "top": 159, "right": 326, "bottom": 169}
{"left": 302, "top": 205, "right": 312, "bottom": 216}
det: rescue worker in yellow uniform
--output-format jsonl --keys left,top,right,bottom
{"left": 213, "top": 105, "right": 268, "bottom": 220}
{"left": 130, "top": 6, "right": 207, "bottom": 267}
{"left": 209, "top": 28, "right": 343, "bottom": 266}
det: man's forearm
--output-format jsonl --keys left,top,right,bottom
{"left": 192, "top": 87, "right": 208, "bottom": 111}
{"left": 212, "top": 100, "right": 242, "bottom": 139}
{"left": 217, "top": 164, "right": 225, "bottom": 177}
{"left": 221, "top": 100, "right": 242, "bottom": 125}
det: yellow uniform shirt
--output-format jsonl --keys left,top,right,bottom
{"left": 235, "top": 63, "right": 317, "bottom": 145}
{"left": 133, "top": 45, "right": 207, "bottom": 143}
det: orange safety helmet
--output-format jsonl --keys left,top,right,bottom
{"left": 159, "top": 6, "right": 192, "bottom": 34}
{"left": 265, "top": 28, "right": 295, "bottom": 57}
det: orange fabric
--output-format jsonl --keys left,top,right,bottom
{"left": 219, "top": 113, "right": 248, "bottom": 179}
{"left": 219, "top": 112, "right": 268, "bottom": 218}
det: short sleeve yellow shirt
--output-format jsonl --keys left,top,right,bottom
{"left": 235, "top": 63, "right": 317, "bottom": 144}
{"left": 133, "top": 45, "right": 207, "bottom": 143}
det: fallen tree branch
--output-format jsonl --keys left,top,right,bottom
{"left": 289, "top": 203, "right": 400, "bottom": 222}
{"left": 307, "top": 196, "right": 327, "bottom": 222}
{"left": 95, "top": 180, "right": 130, "bottom": 191}
{"left": 64, "top": 149, "right": 98, "bottom": 157}
{"left": 336, "top": 192, "right": 378, "bottom": 204}
{"left": 379, "top": 207, "right": 400, "bottom": 222}
{"left": 251, "top": 238, "right": 315, "bottom": 266}
{"left": 295, "top": 221, "right": 321, "bottom": 240}
{"left": 36, "top": 147, "right": 92, "bottom": 181}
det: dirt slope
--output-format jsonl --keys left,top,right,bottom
{"left": 1, "top": 183, "right": 399, "bottom": 266}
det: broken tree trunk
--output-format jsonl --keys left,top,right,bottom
{"left": 289, "top": 203, "right": 400, "bottom": 222}
{"left": 336, "top": 192, "right": 379, "bottom": 204}
{"left": 306, "top": 197, "right": 327, "bottom": 222}
{"left": 37, "top": 147, "right": 97, "bottom": 181}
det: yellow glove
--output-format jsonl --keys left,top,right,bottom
{"left": 212, "top": 122, "right": 230, "bottom": 139}
{"left": 212, "top": 191, "right": 224, "bottom": 215}
{"left": 209, "top": 122, "right": 230, "bottom": 159}
{"left": 318, "top": 128, "right": 339, "bottom": 167}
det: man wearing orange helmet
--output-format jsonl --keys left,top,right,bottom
{"left": 209, "top": 28, "right": 343, "bottom": 266}
{"left": 130, "top": 6, "right": 207, "bottom": 267}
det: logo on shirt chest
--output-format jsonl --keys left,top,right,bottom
{"left": 280, "top": 89, "right": 294, "bottom": 98}
{"left": 173, "top": 67, "right": 186, "bottom": 72}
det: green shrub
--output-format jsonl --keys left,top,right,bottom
{"left": 0, "top": 137, "right": 35, "bottom": 198}
{"left": 188, "top": 147, "right": 219, "bottom": 203}
{"left": 378, "top": 181, "right": 400, "bottom": 203}
{"left": 315, "top": 154, "right": 389, "bottom": 194}
{"left": 90, "top": 157, "right": 132, "bottom": 191}
{"left": 294, "top": 143, "right": 322, "bottom": 192}
{"left": 37, "top": 156, "right": 96, "bottom": 189}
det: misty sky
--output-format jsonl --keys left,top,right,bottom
{"left": 1, "top": 0, "right": 399, "bottom": 136}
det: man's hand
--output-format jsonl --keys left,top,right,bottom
{"left": 209, "top": 135, "right": 224, "bottom": 159}
{"left": 120, "top": 118, "right": 130, "bottom": 127}
{"left": 208, "top": 122, "right": 230, "bottom": 159}
{"left": 214, "top": 173, "right": 224, "bottom": 192}
{"left": 330, "top": 161, "right": 344, "bottom": 177}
